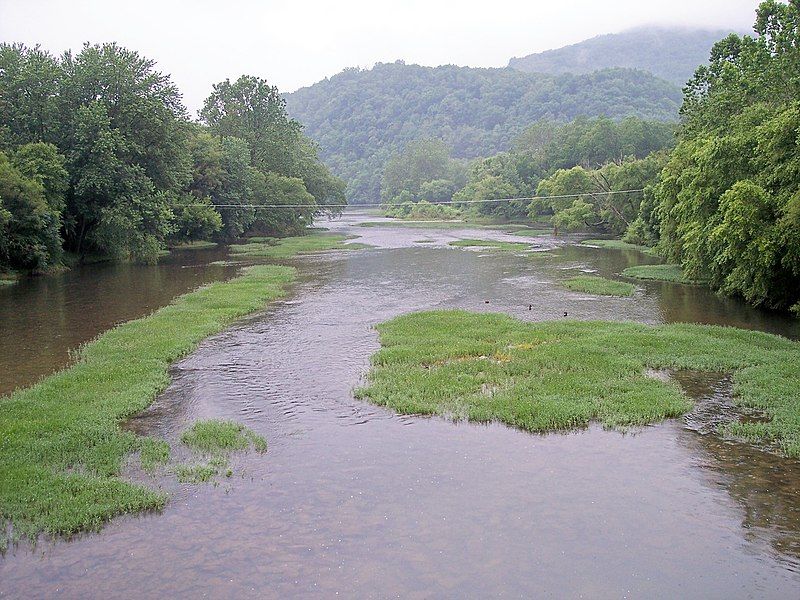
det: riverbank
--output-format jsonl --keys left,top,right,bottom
{"left": 0, "top": 229, "right": 374, "bottom": 547}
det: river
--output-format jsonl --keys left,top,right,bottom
{"left": 1, "top": 213, "right": 799, "bottom": 598}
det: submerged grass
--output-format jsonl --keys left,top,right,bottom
{"left": 563, "top": 275, "right": 636, "bottom": 297}
{"left": 356, "top": 310, "right": 800, "bottom": 457}
{"left": 622, "top": 264, "right": 703, "bottom": 284}
{"left": 231, "top": 232, "right": 369, "bottom": 259}
{"left": 0, "top": 263, "right": 295, "bottom": 545}
{"left": 181, "top": 420, "right": 266, "bottom": 454}
{"left": 176, "top": 420, "right": 266, "bottom": 484}
{"left": 448, "top": 239, "right": 531, "bottom": 251}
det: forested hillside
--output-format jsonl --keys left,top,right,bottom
{"left": 285, "top": 62, "right": 681, "bottom": 202}
{"left": 508, "top": 26, "right": 741, "bottom": 86}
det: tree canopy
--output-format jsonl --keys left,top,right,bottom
{"left": 0, "top": 44, "right": 345, "bottom": 271}
{"left": 286, "top": 62, "right": 681, "bottom": 202}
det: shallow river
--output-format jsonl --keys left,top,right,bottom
{"left": 1, "top": 213, "right": 799, "bottom": 598}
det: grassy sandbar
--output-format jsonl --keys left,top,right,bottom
{"left": 449, "top": 239, "right": 530, "bottom": 251}
{"left": 0, "top": 263, "right": 294, "bottom": 545}
{"left": 357, "top": 310, "right": 800, "bottom": 457}
{"left": 563, "top": 275, "right": 636, "bottom": 297}
{"left": 622, "top": 264, "right": 702, "bottom": 284}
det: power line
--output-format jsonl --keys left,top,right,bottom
{"left": 178, "top": 189, "right": 645, "bottom": 209}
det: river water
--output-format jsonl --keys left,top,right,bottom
{"left": 1, "top": 213, "right": 799, "bottom": 598}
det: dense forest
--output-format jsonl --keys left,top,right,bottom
{"left": 380, "top": 116, "right": 675, "bottom": 224}
{"left": 285, "top": 63, "right": 681, "bottom": 202}
{"left": 0, "top": 43, "right": 344, "bottom": 273}
{"left": 509, "top": 26, "right": 741, "bottom": 86}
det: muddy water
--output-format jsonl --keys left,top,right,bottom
{"left": 0, "top": 246, "right": 237, "bottom": 396}
{"left": 2, "top": 214, "right": 800, "bottom": 598}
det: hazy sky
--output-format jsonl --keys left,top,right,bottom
{"left": 1, "top": 0, "right": 759, "bottom": 115}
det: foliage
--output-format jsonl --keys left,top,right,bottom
{"left": 649, "top": 1, "right": 800, "bottom": 311}
{"left": 0, "top": 44, "right": 343, "bottom": 271}
{"left": 0, "top": 146, "right": 65, "bottom": 270}
{"left": 562, "top": 275, "right": 636, "bottom": 296}
{"left": 356, "top": 310, "right": 800, "bottom": 456}
{"left": 286, "top": 62, "right": 681, "bottom": 201}
{"left": 384, "top": 200, "right": 462, "bottom": 220}
{"left": 380, "top": 138, "right": 465, "bottom": 203}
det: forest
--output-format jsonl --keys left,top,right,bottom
{"left": 285, "top": 63, "right": 681, "bottom": 202}
{"left": 0, "top": 43, "right": 344, "bottom": 273}
{"left": 378, "top": 0, "right": 800, "bottom": 314}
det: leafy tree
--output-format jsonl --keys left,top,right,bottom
{"left": 650, "top": 0, "right": 800, "bottom": 311}
{"left": 0, "top": 150, "right": 63, "bottom": 270}
{"left": 286, "top": 62, "right": 681, "bottom": 202}
{"left": 381, "top": 139, "right": 464, "bottom": 202}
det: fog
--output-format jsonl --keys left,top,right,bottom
{"left": 0, "top": 0, "right": 759, "bottom": 115}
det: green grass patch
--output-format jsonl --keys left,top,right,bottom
{"left": 0, "top": 263, "right": 295, "bottom": 545}
{"left": 231, "top": 232, "right": 369, "bottom": 259}
{"left": 582, "top": 239, "right": 659, "bottom": 256}
{"left": 169, "top": 240, "right": 218, "bottom": 250}
{"left": 139, "top": 438, "right": 170, "bottom": 473}
{"left": 356, "top": 310, "right": 800, "bottom": 457}
{"left": 175, "top": 420, "right": 266, "bottom": 484}
{"left": 563, "top": 275, "right": 636, "bottom": 297}
{"left": 181, "top": 420, "right": 266, "bottom": 454}
{"left": 622, "top": 264, "right": 703, "bottom": 284}
{"left": 448, "top": 239, "right": 531, "bottom": 251}
{"left": 359, "top": 220, "right": 468, "bottom": 229}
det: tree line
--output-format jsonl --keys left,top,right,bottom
{"left": 285, "top": 62, "right": 682, "bottom": 202}
{"left": 381, "top": 0, "right": 800, "bottom": 314}
{"left": 0, "top": 43, "right": 345, "bottom": 273}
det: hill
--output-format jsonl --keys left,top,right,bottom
{"left": 285, "top": 62, "right": 681, "bottom": 202}
{"left": 508, "top": 26, "right": 743, "bottom": 86}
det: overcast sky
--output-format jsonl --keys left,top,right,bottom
{"left": 1, "top": 0, "right": 759, "bottom": 115}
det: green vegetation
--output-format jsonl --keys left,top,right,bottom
{"left": 139, "top": 438, "right": 170, "bottom": 473}
{"left": 509, "top": 26, "right": 738, "bottom": 86}
{"left": 622, "top": 264, "right": 700, "bottom": 284}
{"left": 231, "top": 232, "right": 369, "bottom": 259}
{"left": 637, "top": 1, "right": 800, "bottom": 312}
{"left": 0, "top": 43, "right": 344, "bottom": 272}
{"left": 180, "top": 420, "right": 266, "bottom": 454}
{"left": 176, "top": 420, "right": 266, "bottom": 484}
{"left": 286, "top": 62, "right": 680, "bottom": 202}
{"left": 0, "top": 263, "right": 294, "bottom": 545}
{"left": 563, "top": 275, "right": 636, "bottom": 296}
{"left": 169, "top": 241, "right": 219, "bottom": 250}
{"left": 356, "top": 311, "right": 800, "bottom": 456}
{"left": 581, "top": 239, "right": 658, "bottom": 255}
{"left": 448, "top": 239, "right": 530, "bottom": 251}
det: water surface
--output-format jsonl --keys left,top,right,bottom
{"left": 1, "top": 214, "right": 799, "bottom": 598}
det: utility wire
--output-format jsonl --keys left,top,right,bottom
{"left": 178, "top": 189, "right": 645, "bottom": 209}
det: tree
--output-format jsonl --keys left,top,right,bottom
{"left": 0, "top": 150, "right": 63, "bottom": 270}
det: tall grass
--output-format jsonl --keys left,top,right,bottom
{"left": 357, "top": 310, "right": 800, "bottom": 457}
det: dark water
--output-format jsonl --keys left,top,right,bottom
{"left": 0, "top": 247, "right": 238, "bottom": 397}
{"left": 1, "top": 214, "right": 799, "bottom": 598}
